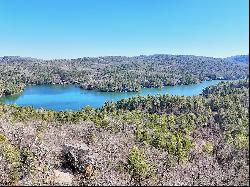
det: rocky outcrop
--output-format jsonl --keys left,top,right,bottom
{"left": 62, "top": 143, "right": 96, "bottom": 177}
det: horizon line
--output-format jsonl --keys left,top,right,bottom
{"left": 0, "top": 53, "right": 248, "bottom": 61}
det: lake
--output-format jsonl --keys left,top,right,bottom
{"left": 0, "top": 80, "right": 227, "bottom": 111}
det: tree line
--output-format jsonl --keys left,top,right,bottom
{"left": 0, "top": 54, "right": 248, "bottom": 96}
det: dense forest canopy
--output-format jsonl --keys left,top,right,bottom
{"left": 0, "top": 54, "right": 249, "bottom": 96}
{"left": 0, "top": 79, "right": 249, "bottom": 185}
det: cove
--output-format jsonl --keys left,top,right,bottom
{"left": 0, "top": 80, "right": 228, "bottom": 111}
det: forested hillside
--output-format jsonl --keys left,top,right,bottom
{"left": 0, "top": 54, "right": 249, "bottom": 96}
{"left": 225, "top": 55, "right": 249, "bottom": 64}
{"left": 0, "top": 79, "right": 248, "bottom": 185}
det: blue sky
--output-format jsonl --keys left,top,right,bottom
{"left": 0, "top": 0, "right": 248, "bottom": 59}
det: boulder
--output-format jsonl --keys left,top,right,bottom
{"left": 62, "top": 143, "right": 96, "bottom": 175}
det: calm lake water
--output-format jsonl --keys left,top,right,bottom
{"left": 0, "top": 80, "right": 228, "bottom": 111}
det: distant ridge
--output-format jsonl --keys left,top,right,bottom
{"left": 0, "top": 56, "right": 39, "bottom": 63}
{"left": 0, "top": 54, "right": 249, "bottom": 62}
{"left": 0, "top": 53, "right": 248, "bottom": 94}
{"left": 225, "top": 55, "right": 249, "bottom": 64}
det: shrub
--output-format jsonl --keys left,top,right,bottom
{"left": 203, "top": 141, "right": 214, "bottom": 154}
{"left": 1, "top": 143, "right": 21, "bottom": 183}
{"left": 128, "top": 146, "right": 150, "bottom": 182}
{"left": 234, "top": 134, "right": 249, "bottom": 149}
{"left": 0, "top": 134, "right": 6, "bottom": 142}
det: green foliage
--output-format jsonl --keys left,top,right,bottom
{"left": 0, "top": 143, "right": 36, "bottom": 184}
{"left": 234, "top": 134, "right": 249, "bottom": 149}
{"left": 20, "top": 147, "right": 36, "bottom": 176}
{"left": 0, "top": 82, "right": 24, "bottom": 97}
{"left": 0, "top": 134, "right": 6, "bottom": 142}
{"left": 1, "top": 143, "right": 21, "bottom": 183}
{"left": 134, "top": 112, "right": 194, "bottom": 162}
{"left": 203, "top": 79, "right": 249, "bottom": 98}
{"left": 11, "top": 105, "right": 39, "bottom": 122}
{"left": 115, "top": 161, "right": 127, "bottom": 173}
{"left": 203, "top": 141, "right": 214, "bottom": 154}
{"left": 128, "top": 146, "right": 150, "bottom": 181}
